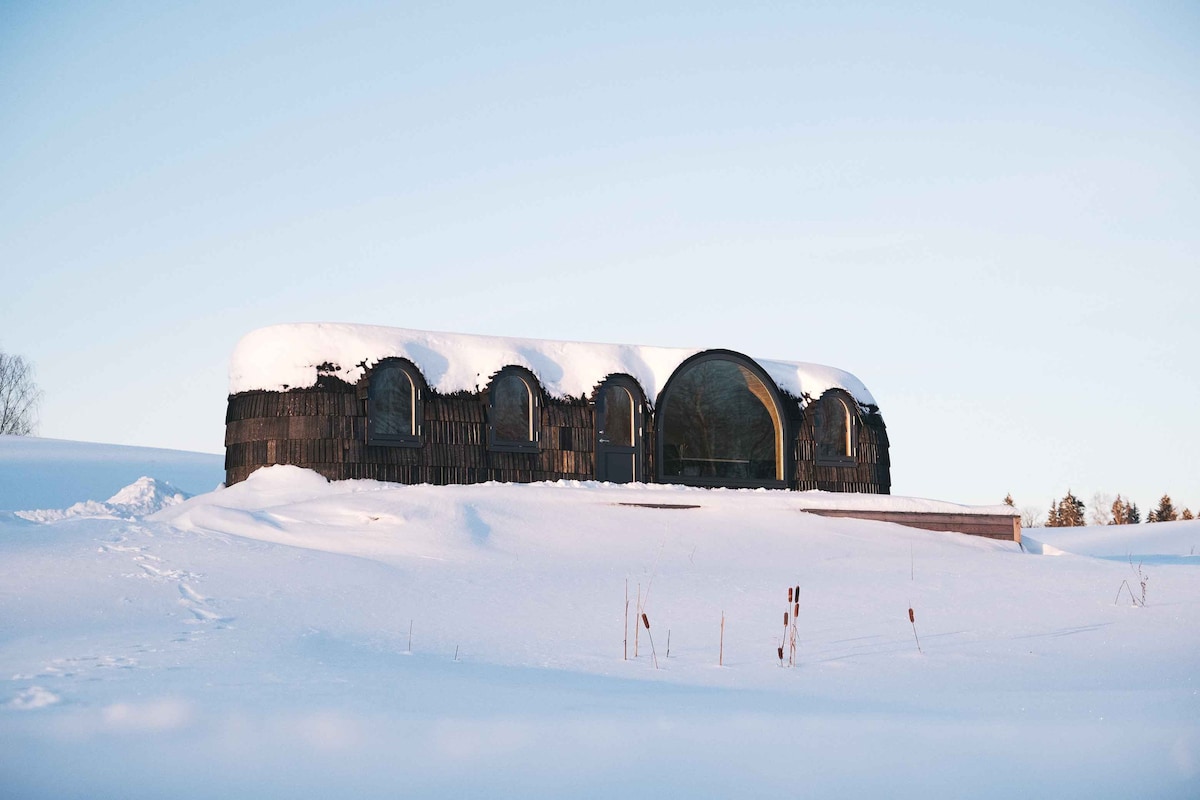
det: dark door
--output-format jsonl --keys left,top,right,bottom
{"left": 596, "top": 381, "right": 643, "bottom": 483}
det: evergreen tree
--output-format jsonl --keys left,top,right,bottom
{"left": 1059, "top": 491, "right": 1086, "bottom": 527}
{"left": 1147, "top": 494, "right": 1178, "bottom": 523}
{"left": 1046, "top": 491, "right": 1086, "bottom": 527}
{"left": 1182, "top": 508, "right": 1194, "bottom": 520}
{"left": 1003, "top": 493, "right": 1015, "bottom": 507}
{"left": 1110, "top": 495, "right": 1141, "bottom": 525}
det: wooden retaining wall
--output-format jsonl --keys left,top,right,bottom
{"left": 803, "top": 509, "right": 1021, "bottom": 542}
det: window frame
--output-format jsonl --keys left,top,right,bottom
{"left": 365, "top": 358, "right": 425, "bottom": 448}
{"left": 486, "top": 367, "right": 542, "bottom": 453}
{"left": 654, "top": 350, "right": 789, "bottom": 490}
{"left": 811, "top": 389, "right": 858, "bottom": 467}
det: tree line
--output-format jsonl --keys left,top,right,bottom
{"left": 1004, "top": 491, "right": 1195, "bottom": 527}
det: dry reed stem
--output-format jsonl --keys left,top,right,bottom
{"left": 1115, "top": 579, "right": 1139, "bottom": 606}
{"left": 719, "top": 611, "right": 725, "bottom": 666}
{"left": 634, "top": 583, "right": 641, "bottom": 657}
{"left": 407, "top": 619, "right": 413, "bottom": 653}
{"left": 624, "top": 579, "right": 629, "bottom": 661}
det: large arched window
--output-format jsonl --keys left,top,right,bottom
{"left": 812, "top": 390, "right": 857, "bottom": 466}
{"left": 657, "top": 351, "right": 786, "bottom": 488}
{"left": 488, "top": 368, "right": 540, "bottom": 452}
{"left": 367, "top": 359, "right": 424, "bottom": 447}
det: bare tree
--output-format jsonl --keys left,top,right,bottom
{"left": 1089, "top": 492, "right": 1113, "bottom": 526}
{"left": 1020, "top": 506, "right": 1043, "bottom": 528}
{"left": 0, "top": 349, "right": 43, "bottom": 435}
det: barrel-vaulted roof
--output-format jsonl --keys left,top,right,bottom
{"left": 230, "top": 323, "right": 878, "bottom": 407}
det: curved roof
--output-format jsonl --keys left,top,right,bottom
{"left": 229, "top": 323, "right": 878, "bottom": 407}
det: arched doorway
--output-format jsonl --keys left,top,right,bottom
{"left": 594, "top": 375, "right": 645, "bottom": 483}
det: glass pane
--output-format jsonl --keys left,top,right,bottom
{"left": 492, "top": 374, "right": 532, "bottom": 443}
{"left": 815, "top": 396, "right": 850, "bottom": 459}
{"left": 602, "top": 385, "right": 634, "bottom": 447}
{"left": 373, "top": 367, "right": 413, "bottom": 437}
{"left": 661, "top": 359, "right": 780, "bottom": 481}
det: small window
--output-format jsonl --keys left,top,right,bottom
{"left": 488, "top": 369, "right": 539, "bottom": 452}
{"left": 367, "top": 360, "right": 423, "bottom": 447}
{"left": 600, "top": 384, "right": 634, "bottom": 447}
{"left": 813, "top": 392, "right": 856, "bottom": 466}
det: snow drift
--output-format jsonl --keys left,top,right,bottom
{"left": 1, "top": 439, "right": 1197, "bottom": 799}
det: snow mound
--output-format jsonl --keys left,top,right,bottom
{"left": 229, "top": 322, "right": 878, "bottom": 406}
{"left": 7, "top": 686, "right": 60, "bottom": 710}
{"left": 16, "top": 476, "right": 190, "bottom": 523}
{"left": 1025, "top": 518, "right": 1200, "bottom": 561}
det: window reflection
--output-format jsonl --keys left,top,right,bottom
{"left": 492, "top": 373, "right": 532, "bottom": 443}
{"left": 814, "top": 394, "right": 853, "bottom": 462}
{"left": 661, "top": 359, "right": 781, "bottom": 481}
{"left": 371, "top": 366, "right": 414, "bottom": 437}
{"left": 602, "top": 385, "right": 634, "bottom": 447}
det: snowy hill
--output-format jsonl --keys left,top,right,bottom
{"left": 0, "top": 435, "right": 222, "bottom": 511}
{"left": 1, "top": 438, "right": 1197, "bottom": 798}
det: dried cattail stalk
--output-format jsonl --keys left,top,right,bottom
{"left": 777, "top": 646, "right": 784, "bottom": 662}
{"left": 908, "top": 607, "right": 922, "bottom": 653}
{"left": 784, "top": 611, "right": 789, "bottom": 626}
{"left": 641, "top": 613, "right": 659, "bottom": 668}
{"left": 793, "top": 602, "right": 799, "bottom": 617}
{"left": 788, "top": 587, "right": 793, "bottom": 603}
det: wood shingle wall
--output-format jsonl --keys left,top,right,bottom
{"left": 226, "top": 383, "right": 600, "bottom": 487}
{"left": 793, "top": 407, "right": 891, "bottom": 494}
{"left": 225, "top": 375, "right": 891, "bottom": 493}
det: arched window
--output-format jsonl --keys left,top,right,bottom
{"left": 367, "top": 359, "right": 423, "bottom": 447}
{"left": 812, "top": 391, "right": 857, "bottom": 466}
{"left": 657, "top": 351, "right": 786, "bottom": 488}
{"left": 488, "top": 368, "right": 540, "bottom": 452}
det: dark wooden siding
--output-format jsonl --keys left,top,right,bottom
{"left": 793, "top": 406, "right": 891, "bottom": 494}
{"left": 226, "top": 384, "right": 891, "bottom": 494}
{"left": 226, "top": 384, "right": 597, "bottom": 487}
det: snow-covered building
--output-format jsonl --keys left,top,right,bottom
{"left": 224, "top": 324, "right": 891, "bottom": 493}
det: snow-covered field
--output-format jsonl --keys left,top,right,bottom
{"left": 2, "top": 438, "right": 1197, "bottom": 798}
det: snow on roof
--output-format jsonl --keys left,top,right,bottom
{"left": 229, "top": 323, "right": 878, "bottom": 407}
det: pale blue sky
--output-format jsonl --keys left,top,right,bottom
{"left": 2, "top": 1, "right": 1197, "bottom": 512}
